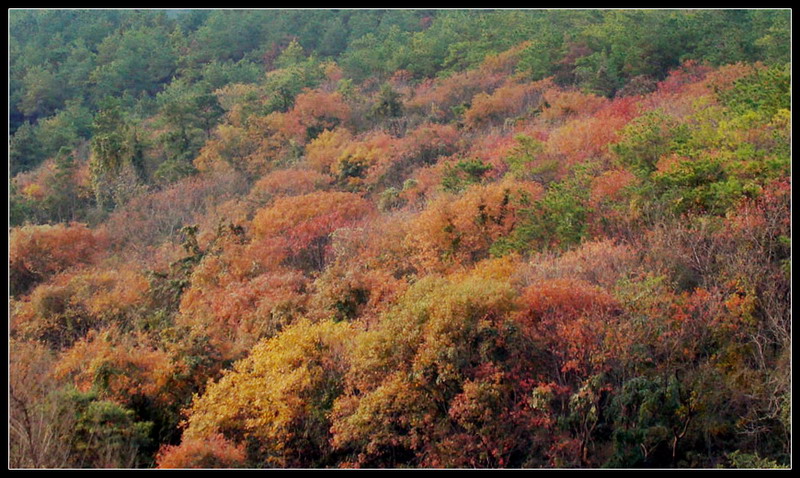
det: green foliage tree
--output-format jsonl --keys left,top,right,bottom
{"left": 10, "top": 121, "right": 46, "bottom": 175}
{"left": 90, "top": 26, "right": 177, "bottom": 99}
{"left": 89, "top": 98, "right": 148, "bottom": 210}
{"left": 64, "top": 389, "right": 153, "bottom": 468}
{"left": 370, "top": 83, "right": 404, "bottom": 120}
{"left": 19, "top": 65, "right": 65, "bottom": 119}
{"left": 441, "top": 159, "right": 493, "bottom": 193}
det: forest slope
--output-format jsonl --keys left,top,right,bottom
{"left": 9, "top": 9, "right": 791, "bottom": 469}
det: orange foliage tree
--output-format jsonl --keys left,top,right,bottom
{"left": 545, "top": 97, "right": 639, "bottom": 166}
{"left": 405, "top": 178, "right": 544, "bottom": 273}
{"left": 267, "top": 89, "right": 351, "bottom": 144}
{"left": 12, "top": 264, "right": 150, "bottom": 349}
{"left": 54, "top": 327, "right": 172, "bottom": 408}
{"left": 464, "top": 80, "right": 548, "bottom": 129}
{"left": 10, "top": 222, "right": 109, "bottom": 297}
{"left": 251, "top": 190, "right": 374, "bottom": 271}
{"left": 156, "top": 433, "right": 246, "bottom": 469}
{"left": 248, "top": 168, "right": 331, "bottom": 205}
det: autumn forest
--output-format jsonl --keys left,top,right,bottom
{"left": 8, "top": 9, "right": 791, "bottom": 469}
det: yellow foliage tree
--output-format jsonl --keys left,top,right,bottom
{"left": 180, "top": 319, "right": 354, "bottom": 467}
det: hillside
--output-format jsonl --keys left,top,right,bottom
{"left": 8, "top": 9, "right": 791, "bottom": 469}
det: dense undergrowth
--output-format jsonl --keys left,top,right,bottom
{"left": 9, "top": 9, "right": 790, "bottom": 468}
